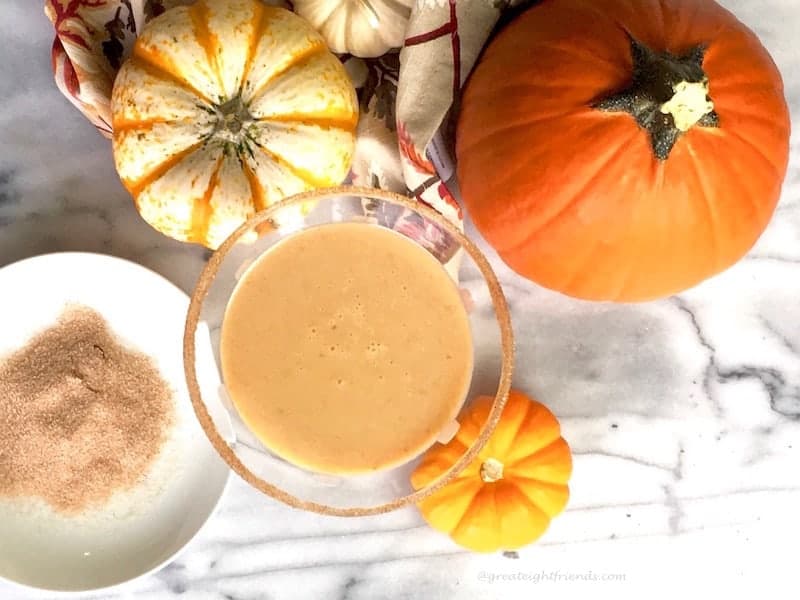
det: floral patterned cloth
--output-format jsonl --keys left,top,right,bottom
{"left": 45, "top": 0, "right": 523, "bottom": 233}
{"left": 46, "top": 1, "right": 193, "bottom": 135}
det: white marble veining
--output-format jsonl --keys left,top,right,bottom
{"left": 2, "top": 1, "right": 800, "bottom": 598}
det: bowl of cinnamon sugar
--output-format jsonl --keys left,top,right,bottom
{"left": 0, "top": 252, "right": 231, "bottom": 594}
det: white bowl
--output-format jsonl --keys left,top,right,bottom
{"left": 0, "top": 253, "right": 231, "bottom": 594}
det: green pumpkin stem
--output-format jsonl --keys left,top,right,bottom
{"left": 595, "top": 34, "right": 720, "bottom": 160}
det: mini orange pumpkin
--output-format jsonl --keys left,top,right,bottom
{"left": 457, "top": 0, "right": 791, "bottom": 302}
{"left": 411, "top": 390, "right": 572, "bottom": 553}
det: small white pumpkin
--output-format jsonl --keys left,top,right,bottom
{"left": 293, "top": 0, "right": 414, "bottom": 58}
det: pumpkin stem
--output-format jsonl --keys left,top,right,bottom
{"left": 212, "top": 95, "right": 254, "bottom": 145}
{"left": 480, "top": 458, "right": 504, "bottom": 483}
{"left": 594, "top": 35, "right": 719, "bottom": 160}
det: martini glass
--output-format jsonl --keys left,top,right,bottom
{"left": 184, "top": 186, "right": 514, "bottom": 516}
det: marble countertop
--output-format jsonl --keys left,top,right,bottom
{"left": 2, "top": 0, "right": 800, "bottom": 598}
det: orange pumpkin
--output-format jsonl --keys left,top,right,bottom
{"left": 411, "top": 390, "right": 572, "bottom": 553}
{"left": 456, "top": 0, "right": 791, "bottom": 302}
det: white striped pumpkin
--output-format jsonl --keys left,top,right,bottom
{"left": 111, "top": 0, "right": 358, "bottom": 249}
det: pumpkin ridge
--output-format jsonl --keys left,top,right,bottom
{"left": 500, "top": 81, "right": 608, "bottom": 95}
{"left": 502, "top": 480, "right": 546, "bottom": 514}
{"left": 256, "top": 113, "right": 359, "bottom": 132}
{"left": 564, "top": 0, "right": 627, "bottom": 37}
{"left": 535, "top": 39, "right": 619, "bottom": 66}
{"left": 455, "top": 428, "right": 492, "bottom": 461}
{"left": 453, "top": 397, "right": 492, "bottom": 450}
{"left": 239, "top": 1, "right": 268, "bottom": 98}
{"left": 684, "top": 142, "right": 720, "bottom": 268}
{"left": 314, "top": 0, "right": 339, "bottom": 25}
{"left": 652, "top": 0, "right": 668, "bottom": 40}
{"left": 714, "top": 105, "right": 786, "bottom": 130}
{"left": 251, "top": 142, "right": 330, "bottom": 188}
{"left": 439, "top": 481, "right": 484, "bottom": 534}
{"left": 445, "top": 435, "right": 470, "bottom": 458}
{"left": 340, "top": 1, "right": 354, "bottom": 40}
{"left": 113, "top": 117, "right": 193, "bottom": 134}
{"left": 450, "top": 503, "right": 484, "bottom": 542}
{"left": 243, "top": 40, "right": 328, "bottom": 107}
{"left": 419, "top": 478, "right": 483, "bottom": 535}
{"left": 506, "top": 479, "right": 570, "bottom": 518}
{"left": 439, "top": 436, "right": 471, "bottom": 468}
{"left": 410, "top": 442, "right": 471, "bottom": 489}
{"left": 189, "top": 0, "right": 227, "bottom": 102}
{"left": 496, "top": 395, "right": 531, "bottom": 458}
{"left": 383, "top": 0, "right": 412, "bottom": 14}
{"left": 713, "top": 131, "right": 780, "bottom": 226}
{"left": 423, "top": 455, "right": 476, "bottom": 485}
{"left": 703, "top": 77, "right": 782, "bottom": 93}
{"left": 126, "top": 140, "right": 205, "bottom": 198}
{"left": 506, "top": 436, "right": 567, "bottom": 472}
{"left": 704, "top": 29, "right": 783, "bottom": 84}
{"left": 507, "top": 476, "right": 570, "bottom": 490}
{"left": 606, "top": 243, "right": 641, "bottom": 302}
{"left": 657, "top": 0, "right": 706, "bottom": 43}
{"left": 241, "top": 157, "right": 266, "bottom": 212}
{"left": 604, "top": 164, "right": 653, "bottom": 300}
{"left": 189, "top": 154, "right": 224, "bottom": 243}
{"left": 131, "top": 48, "right": 213, "bottom": 106}
{"left": 500, "top": 126, "right": 642, "bottom": 255}
{"left": 505, "top": 473, "right": 570, "bottom": 488}
{"left": 547, "top": 233, "right": 612, "bottom": 297}
{"left": 451, "top": 484, "right": 499, "bottom": 545}
{"left": 459, "top": 109, "right": 587, "bottom": 153}
{"left": 723, "top": 128, "right": 785, "bottom": 178}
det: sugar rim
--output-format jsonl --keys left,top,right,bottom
{"left": 183, "top": 185, "right": 514, "bottom": 516}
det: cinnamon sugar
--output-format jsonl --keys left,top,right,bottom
{"left": 0, "top": 305, "right": 174, "bottom": 514}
